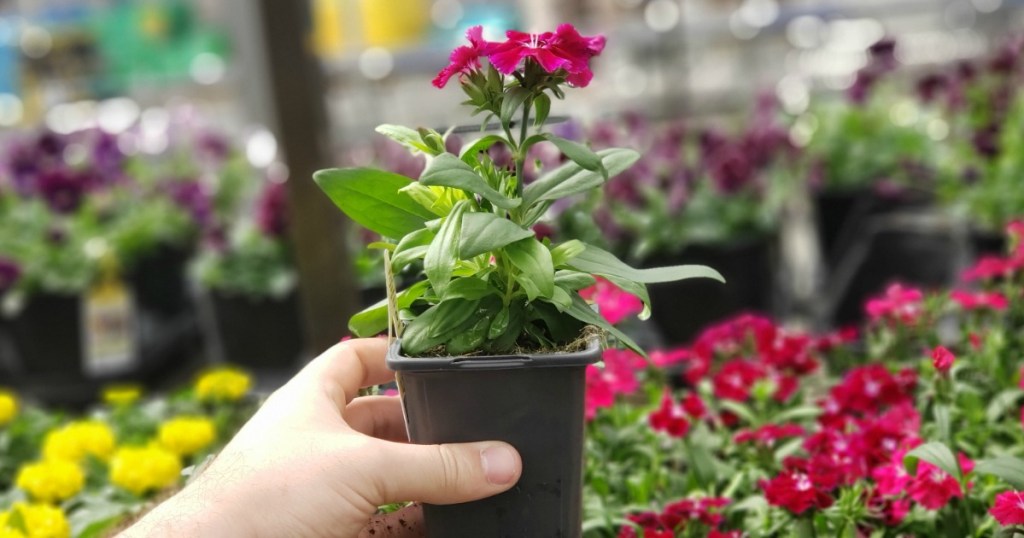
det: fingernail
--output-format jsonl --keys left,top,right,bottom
{"left": 481, "top": 445, "right": 518, "bottom": 486}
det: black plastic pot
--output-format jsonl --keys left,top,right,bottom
{"left": 644, "top": 235, "right": 775, "bottom": 345}
{"left": 388, "top": 338, "right": 600, "bottom": 538}
{"left": 969, "top": 228, "right": 1007, "bottom": 257}
{"left": 129, "top": 243, "right": 192, "bottom": 317}
{"left": 207, "top": 291, "right": 304, "bottom": 369}
{"left": 7, "top": 293, "right": 83, "bottom": 376}
{"left": 829, "top": 226, "right": 958, "bottom": 326}
{"left": 814, "top": 189, "right": 933, "bottom": 269}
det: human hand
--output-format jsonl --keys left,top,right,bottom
{"left": 121, "top": 338, "right": 522, "bottom": 537}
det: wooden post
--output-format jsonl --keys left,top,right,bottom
{"left": 252, "top": 0, "right": 357, "bottom": 354}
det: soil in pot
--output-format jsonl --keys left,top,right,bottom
{"left": 645, "top": 235, "right": 775, "bottom": 345}
{"left": 207, "top": 291, "right": 304, "bottom": 369}
{"left": 387, "top": 339, "right": 600, "bottom": 538}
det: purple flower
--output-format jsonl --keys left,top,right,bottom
{"left": 169, "top": 180, "right": 213, "bottom": 226}
{"left": 197, "top": 131, "right": 231, "bottom": 162}
{"left": 444, "top": 134, "right": 463, "bottom": 156}
{"left": 0, "top": 258, "right": 21, "bottom": 295}
{"left": 708, "top": 147, "right": 754, "bottom": 194}
{"left": 5, "top": 142, "right": 40, "bottom": 195}
{"left": 37, "top": 168, "right": 87, "bottom": 214}
{"left": 972, "top": 124, "right": 1000, "bottom": 159}
{"left": 868, "top": 38, "right": 898, "bottom": 70}
{"left": 989, "top": 42, "right": 1020, "bottom": 74}
{"left": 256, "top": 182, "right": 289, "bottom": 237}
{"left": 90, "top": 131, "right": 125, "bottom": 179}
{"left": 847, "top": 68, "right": 879, "bottom": 105}
{"left": 35, "top": 131, "right": 66, "bottom": 159}
{"left": 916, "top": 74, "right": 948, "bottom": 103}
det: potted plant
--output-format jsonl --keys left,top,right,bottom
{"left": 313, "top": 24, "right": 722, "bottom": 537}
{"left": 554, "top": 103, "right": 794, "bottom": 344}
{"left": 804, "top": 38, "right": 942, "bottom": 269}
{"left": 928, "top": 37, "right": 1024, "bottom": 256}
{"left": 193, "top": 181, "right": 304, "bottom": 370}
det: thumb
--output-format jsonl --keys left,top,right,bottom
{"left": 369, "top": 440, "right": 522, "bottom": 505}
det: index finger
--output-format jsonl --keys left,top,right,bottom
{"left": 297, "top": 337, "right": 393, "bottom": 410}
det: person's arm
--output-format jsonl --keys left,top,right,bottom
{"left": 120, "top": 338, "right": 521, "bottom": 537}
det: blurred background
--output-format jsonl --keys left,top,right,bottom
{"left": 1, "top": 0, "right": 1023, "bottom": 406}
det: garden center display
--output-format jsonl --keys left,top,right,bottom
{"left": 314, "top": 24, "right": 722, "bottom": 536}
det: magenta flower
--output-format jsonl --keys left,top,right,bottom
{"left": 761, "top": 471, "right": 832, "bottom": 514}
{"left": 991, "top": 490, "right": 1024, "bottom": 526}
{"left": 931, "top": 346, "right": 955, "bottom": 374}
{"left": 579, "top": 276, "right": 643, "bottom": 325}
{"left": 907, "top": 455, "right": 972, "bottom": 510}
{"left": 256, "top": 181, "right": 289, "bottom": 237}
{"left": 486, "top": 24, "right": 605, "bottom": 87}
{"left": 432, "top": 26, "right": 491, "bottom": 88}
{"left": 950, "top": 289, "right": 1009, "bottom": 311}
{"left": 649, "top": 393, "right": 690, "bottom": 437}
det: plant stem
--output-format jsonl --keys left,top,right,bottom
{"left": 514, "top": 100, "right": 531, "bottom": 202}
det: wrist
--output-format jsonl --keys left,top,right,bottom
{"left": 119, "top": 485, "right": 249, "bottom": 538}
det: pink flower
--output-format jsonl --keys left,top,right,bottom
{"left": 708, "top": 531, "right": 742, "bottom": 538}
{"left": 712, "top": 359, "right": 765, "bottom": 402}
{"left": 487, "top": 24, "right": 605, "bottom": 87}
{"left": 649, "top": 393, "right": 690, "bottom": 437}
{"left": 931, "top": 346, "right": 955, "bottom": 374}
{"left": 681, "top": 392, "right": 706, "bottom": 419}
{"left": 650, "top": 347, "right": 690, "bottom": 368}
{"left": 990, "top": 490, "right": 1024, "bottom": 526}
{"left": 580, "top": 276, "right": 643, "bottom": 325}
{"left": 761, "top": 471, "right": 833, "bottom": 514}
{"left": 969, "top": 332, "right": 983, "bottom": 350}
{"left": 865, "top": 283, "right": 924, "bottom": 325}
{"left": 584, "top": 349, "right": 645, "bottom": 420}
{"left": 734, "top": 423, "right": 805, "bottom": 447}
{"left": 961, "top": 255, "right": 1019, "bottom": 282}
{"left": 907, "top": 454, "right": 973, "bottom": 510}
{"left": 950, "top": 289, "right": 1009, "bottom": 311}
{"left": 432, "top": 26, "right": 491, "bottom": 88}
{"left": 584, "top": 365, "right": 614, "bottom": 420}
{"left": 872, "top": 456, "right": 911, "bottom": 496}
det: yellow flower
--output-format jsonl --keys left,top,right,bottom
{"left": 42, "top": 421, "right": 116, "bottom": 463}
{"left": 0, "top": 503, "right": 70, "bottom": 538}
{"left": 15, "top": 460, "right": 84, "bottom": 504}
{"left": 0, "top": 390, "right": 18, "bottom": 427}
{"left": 109, "top": 445, "right": 182, "bottom": 496}
{"left": 102, "top": 384, "right": 142, "bottom": 407}
{"left": 195, "top": 366, "right": 251, "bottom": 402}
{"left": 158, "top": 416, "right": 216, "bottom": 457}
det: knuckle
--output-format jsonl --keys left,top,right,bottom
{"left": 435, "top": 444, "right": 464, "bottom": 491}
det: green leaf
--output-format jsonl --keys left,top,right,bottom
{"left": 975, "top": 457, "right": 1024, "bottom": 489}
{"left": 719, "top": 401, "right": 757, "bottom": 426}
{"left": 458, "top": 135, "right": 507, "bottom": 166}
{"left": 348, "top": 281, "right": 428, "bottom": 337}
{"left": 522, "top": 148, "right": 639, "bottom": 206}
{"left": 445, "top": 297, "right": 501, "bottom": 354}
{"left": 565, "top": 294, "right": 646, "bottom": 358}
{"left": 417, "top": 127, "right": 446, "bottom": 155}
{"left": 391, "top": 228, "right": 434, "bottom": 271}
{"left": 427, "top": 297, "right": 482, "bottom": 338}
{"left": 504, "top": 238, "right": 555, "bottom": 301}
{"left": 544, "top": 134, "right": 606, "bottom": 178}
{"left": 375, "top": 124, "right": 433, "bottom": 154}
{"left": 904, "top": 441, "right": 962, "bottom": 481}
{"left": 459, "top": 213, "right": 534, "bottom": 259}
{"left": 419, "top": 153, "right": 520, "bottom": 210}
{"left": 771, "top": 405, "right": 822, "bottom": 423}
{"left": 488, "top": 308, "right": 510, "bottom": 340}
{"left": 500, "top": 86, "right": 531, "bottom": 130}
{"left": 533, "top": 92, "right": 551, "bottom": 127}
{"left": 550, "top": 239, "right": 586, "bottom": 267}
{"left": 934, "top": 403, "right": 951, "bottom": 443}
{"left": 313, "top": 168, "right": 436, "bottom": 239}
{"left": 424, "top": 200, "right": 468, "bottom": 296}
{"left": 570, "top": 244, "right": 725, "bottom": 284}
{"left": 549, "top": 286, "right": 574, "bottom": 312}
{"left": 553, "top": 270, "right": 596, "bottom": 291}
{"left": 986, "top": 389, "right": 1023, "bottom": 423}
{"left": 600, "top": 273, "right": 652, "bottom": 320}
{"left": 398, "top": 183, "right": 446, "bottom": 216}
{"left": 443, "top": 277, "right": 498, "bottom": 301}
{"left": 401, "top": 302, "right": 463, "bottom": 355}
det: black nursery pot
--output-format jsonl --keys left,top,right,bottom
{"left": 8, "top": 293, "right": 83, "bottom": 375}
{"left": 387, "top": 338, "right": 601, "bottom": 538}
{"left": 129, "top": 243, "right": 192, "bottom": 317}
{"left": 208, "top": 291, "right": 304, "bottom": 369}
{"left": 645, "top": 235, "right": 775, "bottom": 345}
